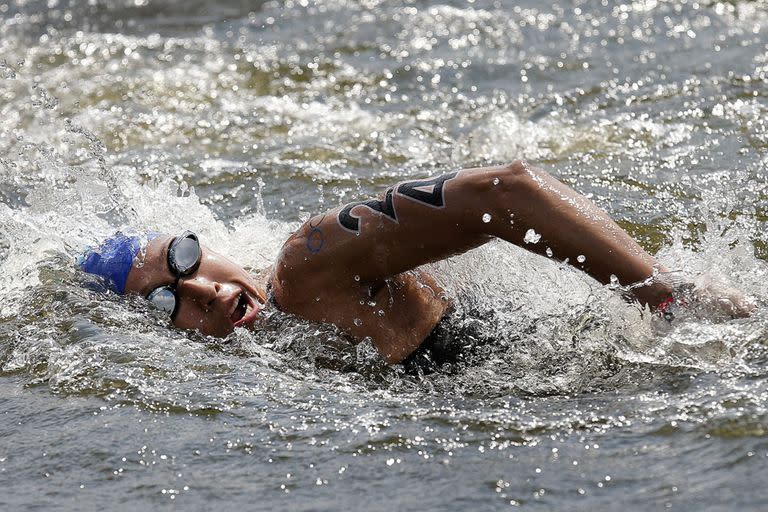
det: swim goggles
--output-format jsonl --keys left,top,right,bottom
{"left": 146, "top": 231, "right": 202, "bottom": 319}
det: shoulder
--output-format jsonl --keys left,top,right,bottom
{"left": 269, "top": 229, "right": 309, "bottom": 310}
{"left": 269, "top": 218, "right": 353, "bottom": 312}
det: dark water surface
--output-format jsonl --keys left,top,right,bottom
{"left": 2, "top": 0, "right": 768, "bottom": 510}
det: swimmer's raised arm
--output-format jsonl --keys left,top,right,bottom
{"left": 275, "top": 160, "right": 672, "bottom": 309}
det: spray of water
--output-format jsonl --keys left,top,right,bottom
{"left": 1, "top": 9, "right": 768, "bottom": 413}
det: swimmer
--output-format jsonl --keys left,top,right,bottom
{"left": 78, "top": 161, "right": 755, "bottom": 364}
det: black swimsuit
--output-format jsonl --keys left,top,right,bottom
{"left": 402, "top": 309, "right": 481, "bottom": 374}
{"left": 267, "top": 282, "right": 490, "bottom": 374}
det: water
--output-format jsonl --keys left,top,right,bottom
{"left": 2, "top": 0, "right": 768, "bottom": 509}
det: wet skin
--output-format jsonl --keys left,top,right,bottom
{"left": 124, "top": 235, "right": 268, "bottom": 338}
{"left": 121, "top": 162, "right": 675, "bottom": 360}
{"left": 119, "top": 162, "right": 754, "bottom": 362}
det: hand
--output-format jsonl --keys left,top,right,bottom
{"left": 691, "top": 275, "right": 756, "bottom": 319}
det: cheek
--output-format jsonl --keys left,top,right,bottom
{"left": 173, "top": 303, "right": 208, "bottom": 331}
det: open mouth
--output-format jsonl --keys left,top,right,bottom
{"left": 230, "top": 291, "right": 261, "bottom": 327}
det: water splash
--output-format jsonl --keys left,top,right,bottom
{"left": 0, "top": 0, "right": 767, "bottom": 411}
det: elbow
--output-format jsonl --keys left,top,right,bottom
{"left": 481, "top": 160, "right": 544, "bottom": 229}
{"left": 501, "top": 159, "right": 539, "bottom": 186}
{"left": 466, "top": 160, "right": 535, "bottom": 197}
{"left": 495, "top": 159, "right": 541, "bottom": 201}
{"left": 455, "top": 160, "right": 546, "bottom": 235}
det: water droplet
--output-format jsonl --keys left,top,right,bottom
{"left": 353, "top": 318, "right": 362, "bottom": 326}
{"left": 524, "top": 229, "right": 541, "bottom": 244}
{"left": 482, "top": 213, "right": 492, "bottom": 223}
{"left": 492, "top": 177, "right": 500, "bottom": 185}
{"left": 545, "top": 247, "right": 553, "bottom": 257}
{"left": 577, "top": 255, "right": 586, "bottom": 263}
{"left": 377, "top": 310, "right": 385, "bottom": 316}
{"left": 610, "top": 274, "right": 619, "bottom": 285}
{"left": 354, "top": 275, "right": 360, "bottom": 282}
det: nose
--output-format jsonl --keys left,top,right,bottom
{"left": 177, "top": 276, "right": 222, "bottom": 307}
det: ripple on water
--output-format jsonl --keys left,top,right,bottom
{"left": 2, "top": 0, "right": 768, "bottom": 509}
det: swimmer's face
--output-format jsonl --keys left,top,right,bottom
{"left": 124, "top": 234, "right": 266, "bottom": 337}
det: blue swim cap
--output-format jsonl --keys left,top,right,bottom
{"left": 77, "top": 232, "right": 160, "bottom": 294}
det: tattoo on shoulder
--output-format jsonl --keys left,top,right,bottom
{"left": 336, "top": 171, "right": 458, "bottom": 234}
{"left": 306, "top": 214, "right": 325, "bottom": 254}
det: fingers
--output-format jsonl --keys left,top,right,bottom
{"left": 693, "top": 277, "right": 756, "bottom": 319}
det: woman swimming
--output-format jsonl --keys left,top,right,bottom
{"left": 78, "top": 160, "right": 754, "bottom": 364}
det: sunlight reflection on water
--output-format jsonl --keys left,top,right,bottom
{"left": 1, "top": 0, "right": 768, "bottom": 509}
